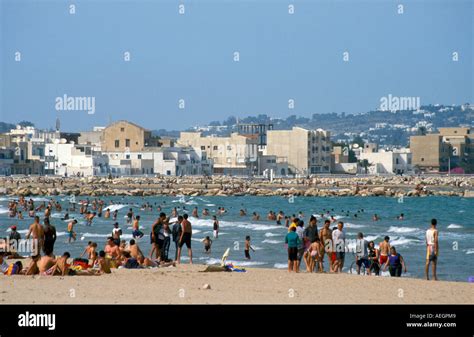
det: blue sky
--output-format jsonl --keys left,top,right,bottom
{"left": 0, "top": 0, "right": 472, "bottom": 131}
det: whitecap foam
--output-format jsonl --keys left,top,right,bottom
{"left": 343, "top": 222, "right": 365, "bottom": 229}
{"left": 274, "top": 263, "right": 287, "bottom": 269}
{"left": 264, "top": 233, "right": 280, "bottom": 237}
{"left": 447, "top": 224, "right": 462, "bottom": 229}
{"left": 262, "top": 239, "right": 282, "bottom": 244}
{"left": 465, "top": 248, "right": 474, "bottom": 255}
{"left": 102, "top": 204, "right": 129, "bottom": 213}
{"left": 236, "top": 223, "right": 281, "bottom": 231}
{"left": 390, "top": 237, "right": 420, "bottom": 246}
{"left": 0, "top": 206, "right": 10, "bottom": 214}
{"left": 388, "top": 226, "right": 419, "bottom": 233}
{"left": 206, "top": 204, "right": 216, "bottom": 207}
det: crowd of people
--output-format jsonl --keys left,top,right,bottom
{"left": 1, "top": 197, "right": 440, "bottom": 281}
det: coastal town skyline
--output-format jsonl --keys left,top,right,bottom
{"left": 1, "top": 0, "right": 472, "bottom": 131}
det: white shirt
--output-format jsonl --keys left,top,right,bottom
{"left": 332, "top": 228, "right": 346, "bottom": 250}
{"left": 426, "top": 228, "right": 436, "bottom": 245}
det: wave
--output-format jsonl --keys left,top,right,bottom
{"left": 0, "top": 206, "right": 9, "bottom": 214}
{"left": 236, "top": 223, "right": 282, "bottom": 231}
{"left": 274, "top": 263, "right": 287, "bottom": 269}
{"left": 387, "top": 226, "right": 419, "bottom": 233}
{"left": 264, "top": 233, "right": 281, "bottom": 237}
{"left": 390, "top": 237, "right": 421, "bottom": 247}
{"left": 102, "top": 204, "right": 129, "bottom": 213}
{"left": 465, "top": 248, "right": 474, "bottom": 255}
{"left": 262, "top": 239, "right": 282, "bottom": 244}
{"left": 447, "top": 224, "right": 462, "bottom": 229}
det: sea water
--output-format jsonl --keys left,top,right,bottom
{"left": 1, "top": 195, "right": 473, "bottom": 282}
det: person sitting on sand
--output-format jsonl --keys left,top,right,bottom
{"left": 383, "top": 246, "right": 407, "bottom": 277}
{"left": 38, "top": 254, "right": 57, "bottom": 275}
{"left": 129, "top": 239, "right": 145, "bottom": 264}
{"left": 0, "top": 252, "right": 9, "bottom": 274}
{"left": 121, "top": 251, "right": 141, "bottom": 269}
{"left": 80, "top": 241, "right": 97, "bottom": 260}
{"left": 104, "top": 237, "right": 121, "bottom": 262}
{"left": 97, "top": 250, "right": 111, "bottom": 274}
{"left": 22, "top": 254, "right": 41, "bottom": 275}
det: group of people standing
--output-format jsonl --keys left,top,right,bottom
{"left": 285, "top": 215, "right": 439, "bottom": 281}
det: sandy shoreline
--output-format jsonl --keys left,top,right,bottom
{"left": 2, "top": 264, "right": 473, "bottom": 304}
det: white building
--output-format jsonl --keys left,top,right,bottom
{"left": 359, "top": 148, "right": 412, "bottom": 175}
{"left": 45, "top": 141, "right": 108, "bottom": 176}
{"left": 104, "top": 146, "right": 213, "bottom": 176}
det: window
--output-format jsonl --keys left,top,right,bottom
{"left": 138, "top": 154, "right": 142, "bottom": 159}
{"left": 213, "top": 146, "right": 218, "bottom": 150}
{"left": 125, "top": 139, "right": 130, "bottom": 147}
{"left": 421, "top": 158, "right": 424, "bottom": 162}
{"left": 395, "top": 158, "right": 399, "bottom": 164}
{"left": 201, "top": 146, "right": 205, "bottom": 150}
{"left": 120, "top": 127, "right": 125, "bottom": 132}
{"left": 114, "top": 140, "right": 119, "bottom": 148}
{"left": 126, "top": 154, "right": 130, "bottom": 159}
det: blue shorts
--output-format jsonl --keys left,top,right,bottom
{"left": 356, "top": 258, "right": 370, "bottom": 268}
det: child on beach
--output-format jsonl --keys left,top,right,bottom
{"left": 244, "top": 236, "right": 255, "bottom": 260}
{"left": 308, "top": 237, "right": 322, "bottom": 272}
{"left": 203, "top": 236, "right": 213, "bottom": 253}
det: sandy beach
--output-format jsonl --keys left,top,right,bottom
{"left": 2, "top": 264, "right": 473, "bottom": 305}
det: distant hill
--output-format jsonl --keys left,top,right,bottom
{"left": 0, "top": 121, "right": 35, "bottom": 133}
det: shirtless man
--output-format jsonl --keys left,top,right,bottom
{"left": 177, "top": 214, "right": 193, "bottom": 264}
{"left": 38, "top": 254, "right": 56, "bottom": 275}
{"left": 26, "top": 216, "right": 44, "bottom": 254}
{"left": 67, "top": 220, "right": 77, "bottom": 243}
{"left": 104, "top": 237, "right": 121, "bottom": 261}
{"left": 22, "top": 254, "right": 41, "bottom": 275}
{"left": 425, "top": 219, "right": 439, "bottom": 281}
{"left": 104, "top": 208, "right": 110, "bottom": 219}
{"left": 319, "top": 220, "right": 333, "bottom": 272}
{"left": 128, "top": 239, "right": 145, "bottom": 264}
{"left": 379, "top": 236, "right": 391, "bottom": 267}
{"left": 86, "top": 212, "right": 96, "bottom": 226}
{"left": 132, "top": 216, "right": 144, "bottom": 239}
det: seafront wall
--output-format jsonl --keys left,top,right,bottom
{"left": 1, "top": 176, "right": 473, "bottom": 197}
